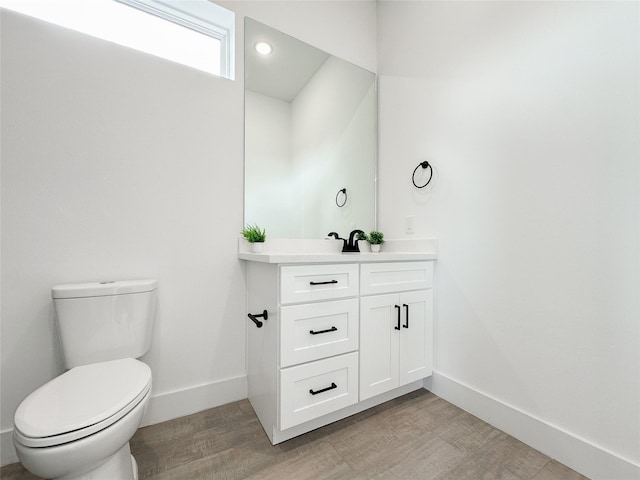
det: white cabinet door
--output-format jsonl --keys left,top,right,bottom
{"left": 360, "top": 290, "right": 433, "bottom": 401}
{"left": 399, "top": 289, "right": 433, "bottom": 385}
{"left": 359, "top": 293, "right": 400, "bottom": 401}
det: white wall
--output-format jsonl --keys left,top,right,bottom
{"left": 377, "top": 1, "right": 639, "bottom": 478}
{"left": 0, "top": 1, "right": 376, "bottom": 465}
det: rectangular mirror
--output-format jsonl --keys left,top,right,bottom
{"left": 244, "top": 18, "right": 376, "bottom": 239}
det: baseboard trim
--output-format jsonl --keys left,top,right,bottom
{"left": 1, "top": 427, "right": 18, "bottom": 466}
{"left": 1, "top": 375, "right": 248, "bottom": 467}
{"left": 425, "top": 371, "right": 640, "bottom": 480}
{"left": 141, "top": 374, "right": 247, "bottom": 427}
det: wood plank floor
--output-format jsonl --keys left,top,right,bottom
{"left": 1, "top": 390, "right": 589, "bottom": 480}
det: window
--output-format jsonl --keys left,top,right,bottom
{"left": 1, "top": 0, "right": 235, "bottom": 79}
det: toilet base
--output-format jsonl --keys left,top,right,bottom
{"left": 132, "top": 453, "right": 139, "bottom": 480}
{"left": 58, "top": 443, "right": 137, "bottom": 480}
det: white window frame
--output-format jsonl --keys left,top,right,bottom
{"left": 115, "top": 0, "right": 235, "bottom": 79}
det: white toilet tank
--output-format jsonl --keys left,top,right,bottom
{"left": 52, "top": 280, "right": 157, "bottom": 369}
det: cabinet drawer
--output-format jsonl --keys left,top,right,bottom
{"left": 280, "top": 299, "right": 359, "bottom": 368}
{"left": 279, "top": 352, "right": 358, "bottom": 430}
{"left": 280, "top": 264, "right": 359, "bottom": 305}
{"left": 360, "top": 261, "right": 433, "bottom": 296}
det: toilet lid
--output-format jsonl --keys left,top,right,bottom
{"left": 14, "top": 358, "right": 151, "bottom": 447}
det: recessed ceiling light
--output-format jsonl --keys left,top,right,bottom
{"left": 255, "top": 41, "right": 272, "bottom": 55}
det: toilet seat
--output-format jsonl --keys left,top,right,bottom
{"left": 14, "top": 358, "right": 151, "bottom": 448}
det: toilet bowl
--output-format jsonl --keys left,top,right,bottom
{"left": 14, "top": 358, "right": 152, "bottom": 480}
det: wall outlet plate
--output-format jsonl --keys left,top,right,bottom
{"left": 405, "top": 215, "right": 415, "bottom": 234}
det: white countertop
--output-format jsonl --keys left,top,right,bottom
{"left": 238, "top": 251, "right": 437, "bottom": 264}
{"left": 238, "top": 238, "right": 437, "bottom": 264}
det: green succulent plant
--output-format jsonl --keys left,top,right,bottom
{"left": 242, "top": 224, "right": 266, "bottom": 243}
{"left": 367, "top": 231, "right": 385, "bottom": 245}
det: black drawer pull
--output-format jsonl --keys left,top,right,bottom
{"left": 403, "top": 304, "right": 409, "bottom": 328}
{"left": 309, "top": 326, "right": 338, "bottom": 335}
{"left": 309, "top": 280, "right": 338, "bottom": 286}
{"left": 309, "top": 382, "right": 337, "bottom": 395}
{"left": 394, "top": 305, "right": 401, "bottom": 330}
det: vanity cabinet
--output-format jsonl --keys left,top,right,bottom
{"left": 245, "top": 259, "right": 434, "bottom": 444}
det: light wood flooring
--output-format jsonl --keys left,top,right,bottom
{"left": 1, "top": 389, "right": 589, "bottom": 480}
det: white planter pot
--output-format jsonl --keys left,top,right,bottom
{"left": 251, "top": 242, "right": 265, "bottom": 253}
{"left": 370, "top": 244, "right": 381, "bottom": 253}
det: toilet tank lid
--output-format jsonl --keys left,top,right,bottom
{"left": 52, "top": 279, "right": 157, "bottom": 299}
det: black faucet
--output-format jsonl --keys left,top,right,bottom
{"left": 345, "top": 229, "right": 365, "bottom": 253}
{"left": 328, "top": 230, "right": 365, "bottom": 253}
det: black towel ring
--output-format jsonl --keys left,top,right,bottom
{"left": 335, "top": 188, "right": 347, "bottom": 207}
{"left": 412, "top": 161, "right": 433, "bottom": 189}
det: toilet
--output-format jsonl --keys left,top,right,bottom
{"left": 13, "top": 280, "right": 157, "bottom": 480}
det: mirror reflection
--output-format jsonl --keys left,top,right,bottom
{"left": 244, "top": 18, "right": 376, "bottom": 239}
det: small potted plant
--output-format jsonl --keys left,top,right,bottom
{"left": 367, "top": 231, "right": 385, "bottom": 253}
{"left": 242, "top": 224, "right": 266, "bottom": 253}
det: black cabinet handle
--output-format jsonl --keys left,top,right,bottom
{"left": 310, "top": 280, "right": 338, "bottom": 286}
{"left": 309, "top": 382, "right": 337, "bottom": 395}
{"left": 247, "top": 310, "right": 268, "bottom": 328}
{"left": 309, "top": 326, "right": 338, "bottom": 335}
{"left": 395, "top": 305, "right": 401, "bottom": 330}
{"left": 403, "top": 304, "right": 409, "bottom": 328}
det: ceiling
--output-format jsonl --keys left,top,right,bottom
{"left": 244, "top": 19, "right": 330, "bottom": 103}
